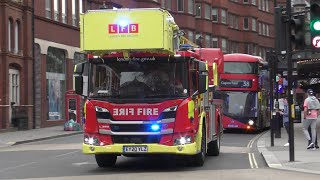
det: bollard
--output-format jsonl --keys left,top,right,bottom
{"left": 275, "top": 112, "right": 282, "bottom": 138}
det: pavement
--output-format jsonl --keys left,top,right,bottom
{"left": 0, "top": 126, "right": 82, "bottom": 148}
{"left": 258, "top": 120, "right": 320, "bottom": 175}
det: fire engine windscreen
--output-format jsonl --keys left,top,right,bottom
{"left": 88, "top": 57, "right": 188, "bottom": 100}
{"left": 221, "top": 91, "right": 257, "bottom": 120}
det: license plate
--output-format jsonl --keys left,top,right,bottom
{"left": 228, "top": 124, "right": 239, "bottom": 128}
{"left": 123, "top": 146, "right": 148, "bottom": 153}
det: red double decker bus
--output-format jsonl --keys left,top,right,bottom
{"left": 219, "top": 54, "right": 270, "bottom": 131}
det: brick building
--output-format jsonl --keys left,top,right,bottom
{"left": 0, "top": 0, "right": 276, "bottom": 130}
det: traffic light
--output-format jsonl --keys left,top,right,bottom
{"left": 274, "top": 7, "right": 287, "bottom": 53}
{"left": 290, "top": 15, "right": 305, "bottom": 50}
{"left": 310, "top": 0, "right": 320, "bottom": 49}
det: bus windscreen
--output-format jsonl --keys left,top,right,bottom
{"left": 224, "top": 62, "right": 258, "bottom": 74}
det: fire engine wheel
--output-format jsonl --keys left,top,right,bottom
{"left": 207, "top": 122, "right": 221, "bottom": 156}
{"left": 95, "top": 154, "right": 117, "bottom": 168}
{"left": 190, "top": 125, "right": 206, "bottom": 167}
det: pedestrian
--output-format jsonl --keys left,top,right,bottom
{"left": 302, "top": 89, "right": 320, "bottom": 150}
{"left": 279, "top": 98, "right": 289, "bottom": 147}
{"left": 308, "top": 94, "right": 319, "bottom": 148}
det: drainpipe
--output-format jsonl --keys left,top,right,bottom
{"left": 32, "top": 0, "right": 35, "bottom": 129}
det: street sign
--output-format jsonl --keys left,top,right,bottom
{"left": 312, "top": 36, "right": 320, "bottom": 48}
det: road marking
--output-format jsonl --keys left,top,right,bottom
{"left": 252, "top": 153, "right": 258, "bottom": 168}
{"left": 248, "top": 153, "right": 254, "bottom": 168}
{"left": 268, "top": 164, "right": 282, "bottom": 168}
{"left": 6, "top": 142, "right": 16, "bottom": 145}
{"left": 0, "top": 162, "right": 37, "bottom": 173}
{"left": 54, "top": 150, "right": 80, "bottom": 158}
{"left": 247, "top": 132, "right": 265, "bottom": 149}
{"left": 72, "top": 162, "right": 96, "bottom": 166}
{"left": 248, "top": 153, "right": 258, "bottom": 169}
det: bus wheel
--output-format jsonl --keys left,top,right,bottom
{"left": 95, "top": 154, "right": 117, "bottom": 168}
{"left": 190, "top": 125, "right": 206, "bottom": 167}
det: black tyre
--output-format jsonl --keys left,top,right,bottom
{"left": 207, "top": 122, "right": 221, "bottom": 156}
{"left": 95, "top": 154, "right": 117, "bottom": 168}
{"left": 207, "top": 135, "right": 220, "bottom": 156}
{"left": 190, "top": 125, "right": 206, "bottom": 167}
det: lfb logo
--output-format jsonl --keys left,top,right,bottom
{"left": 108, "top": 24, "right": 139, "bottom": 34}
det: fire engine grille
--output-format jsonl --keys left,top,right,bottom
{"left": 112, "top": 135, "right": 161, "bottom": 144}
{"left": 110, "top": 124, "right": 162, "bottom": 132}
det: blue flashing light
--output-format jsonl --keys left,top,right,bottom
{"left": 180, "top": 44, "right": 194, "bottom": 50}
{"left": 150, "top": 124, "right": 160, "bottom": 131}
{"left": 118, "top": 19, "right": 129, "bottom": 27}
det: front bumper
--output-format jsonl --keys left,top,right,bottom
{"left": 82, "top": 142, "right": 198, "bottom": 155}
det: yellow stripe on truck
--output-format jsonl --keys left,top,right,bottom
{"left": 83, "top": 143, "right": 198, "bottom": 155}
{"left": 188, "top": 100, "right": 195, "bottom": 119}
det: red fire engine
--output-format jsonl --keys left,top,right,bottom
{"left": 73, "top": 8, "right": 223, "bottom": 167}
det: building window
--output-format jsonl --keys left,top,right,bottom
{"left": 243, "top": 0, "right": 249, "bottom": 4}
{"left": 229, "top": 14, "right": 234, "bottom": 28}
{"left": 45, "top": 0, "right": 51, "bottom": 19}
{"left": 72, "top": 0, "right": 77, "bottom": 26}
{"left": 221, "top": 9, "right": 227, "bottom": 24}
{"left": 245, "top": 43, "right": 250, "bottom": 54}
{"left": 205, "top": 34, "right": 211, "bottom": 48}
{"left": 79, "top": 0, "right": 83, "bottom": 14}
{"left": 235, "top": 42, "right": 239, "bottom": 52}
{"left": 187, "top": 30, "right": 194, "bottom": 42}
{"left": 8, "top": 19, "right": 12, "bottom": 52}
{"left": 14, "top": 21, "right": 19, "bottom": 54}
{"left": 252, "top": 0, "right": 256, "bottom": 5}
{"left": 252, "top": 44, "right": 257, "bottom": 55}
{"left": 62, "top": 0, "right": 67, "bottom": 23}
{"left": 252, "top": 18, "right": 256, "bottom": 31}
{"left": 212, "top": 37, "right": 218, "bottom": 48}
{"left": 235, "top": 16, "right": 239, "bottom": 29}
{"left": 266, "top": 0, "right": 269, "bottom": 12}
{"left": 54, "top": 0, "right": 59, "bottom": 21}
{"left": 258, "top": 0, "right": 262, "bottom": 10}
{"left": 262, "top": 23, "right": 266, "bottom": 35}
{"left": 9, "top": 69, "right": 20, "bottom": 107}
{"left": 196, "top": 33, "right": 202, "bottom": 47}
{"left": 212, "top": 8, "right": 218, "bottom": 22}
{"left": 196, "top": 3, "right": 201, "bottom": 17}
{"left": 261, "top": 47, "right": 266, "bottom": 59}
{"left": 262, "top": 0, "right": 265, "bottom": 11}
{"left": 243, "top": 17, "right": 249, "bottom": 30}
{"left": 230, "top": 42, "right": 238, "bottom": 53}
{"left": 258, "top": 22, "right": 261, "bottom": 35}
{"left": 221, "top": 38, "right": 227, "bottom": 52}
{"left": 266, "top": 24, "right": 269, "bottom": 36}
{"left": 204, "top": 4, "right": 211, "bottom": 19}
{"left": 46, "top": 47, "right": 66, "bottom": 120}
{"left": 177, "top": 0, "right": 184, "bottom": 12}
{"left": 188, "top": 0, "right": 194, "bottom": 14}
{"left": 167, "top": 0, "right": 172, "bottom": 10}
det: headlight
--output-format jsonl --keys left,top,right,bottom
{"left": 163, "top": 106, "right": 178, "bottom": 112}
{"left": 248, "top": 120, "right": 254, "bottom": 126}
{"left": 174, "top": 136, "right": 193, "bottom": 145}
{"left": 95, "top": 106, "right": 109, "bottom": 112}
{"left": 84, "top": 135, "right": 100, "bottom": 146}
